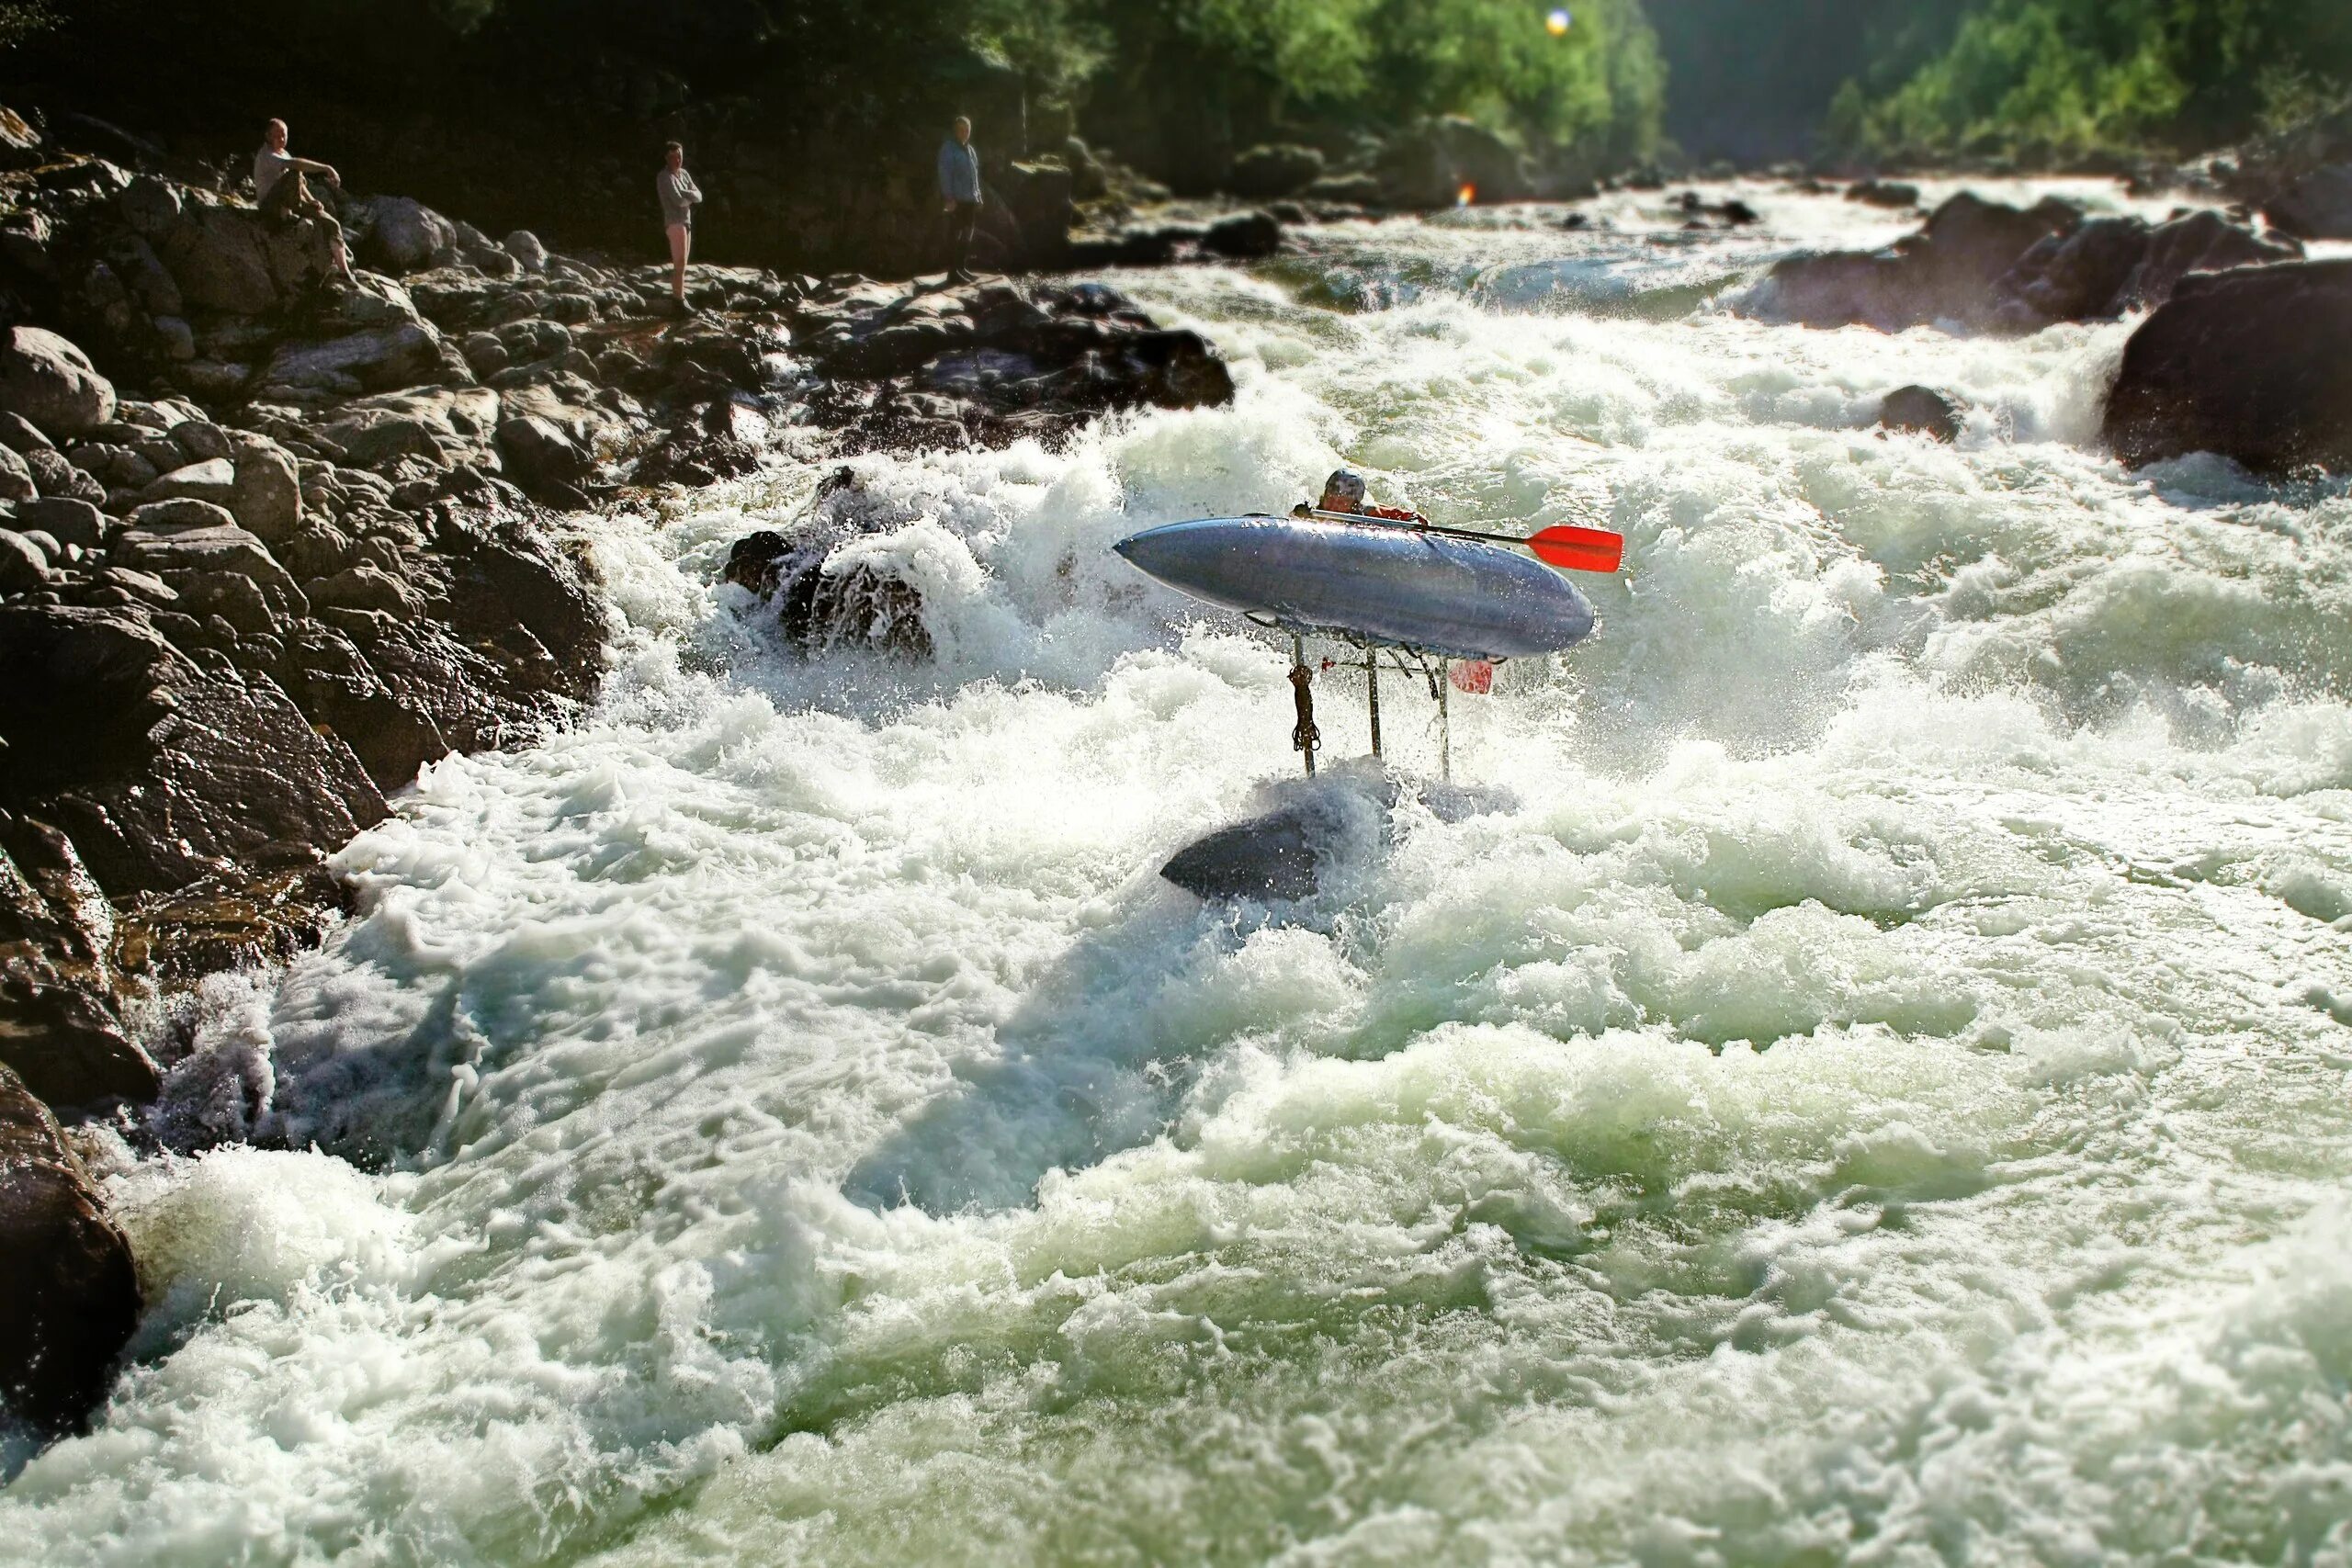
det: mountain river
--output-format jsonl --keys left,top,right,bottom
{"left": 5, "top": 179, "right": 2352, "bottom": 1566}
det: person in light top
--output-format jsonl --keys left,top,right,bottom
{"left": 1295, "top": 469, "right": 1423, "bottom": 523}
{"left": 254, "top": 118, "right": 354, "bottom": 286}
{"left": 657, "top": 141, "right": 704, "bottom": 311}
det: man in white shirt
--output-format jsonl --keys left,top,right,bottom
{"left": 254, "top": 118, "right": 354, "bottom": 286}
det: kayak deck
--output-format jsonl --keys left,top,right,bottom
{"left": 1113, "top": 513, "right": 1596, "bottom": 660}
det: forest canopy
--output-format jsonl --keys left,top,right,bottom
{"left": 1, "top": 0, "right": 2342, "bottom": 177}
{"left": 1826, "top": 0, "right": 2352, "bottom": 159}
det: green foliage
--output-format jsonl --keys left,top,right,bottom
{"left": 1646, "top": 0, "right": 1975, "bottom": 163}
{"left": 1080, "top": 0, "right": 1663, "bottom": 175}
{"left": 1835, "top": 0, "right": 2352, "bottom": 159}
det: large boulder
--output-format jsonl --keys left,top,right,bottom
{"left": 1745, "top": 193, "right": 2082, "bottom": 332}
{"left": 1745, "top": 194, "right": 2299, "bottom": 335}
{"left": 2103, "top": 258, "right": 2352, "bottom": 474}
{"left": 143, "top": 457, "right": 237, "bottom": 508}
{"left": 1995, "top": 209, "right": 2299, "bottom": 329}
{"left": 1229, "top": 144, "right": 1326, "bottom": 200}
{"left": 117, "top": 175, "right": 182, "bottom": 240}
{"left": 159, "top": 199, "right": 277, "bottom": 315}
{"left": 1378, "top": 117, "right": 1532, "bottom": 207}
{"left": 0, "top": 528, "right": 48, "bottom": 594}
{"left": 0, "top": 1065, "right": 141, "bottom": 1433}
{"left": 1203, "top": 210, "right": 1283, "bottom": 260}
{"left": 352, "top": 195, "right": 457, "bottom": 275}
{"left": 2265, "top": 164, "right": 2352, "bottom": 241}
{"left": 724, "top": 526, "right": 933, "bottom": 660}
{"left": 0, "top": 605, "right": 387, "bottom": 897}
{"left": 0, "top": 443, "right": 34, "bottom": 502}
{"left": 0, "top": 328, "right": 118, "bottom": 442}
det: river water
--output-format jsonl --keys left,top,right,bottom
{"left": 6, "top": 181, "right": 2352, "bottom": 1566}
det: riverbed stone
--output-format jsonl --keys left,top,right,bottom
{"left": 0, "top": 327, "right": 117, "bottom": 441}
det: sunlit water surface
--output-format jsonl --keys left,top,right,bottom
{"left": 5, "top": 181, "right": 2351, "bottom": 1567}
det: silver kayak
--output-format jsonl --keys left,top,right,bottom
{"left": 1112, "top": 514, "right": 1595, "bottom": 660}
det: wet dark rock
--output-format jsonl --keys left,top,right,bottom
{"left": 2102, "top": 258, "right": 2352, "bottom": 474}
{"left": 1163, "top": 807, "right": 1325, "bottom": 901}
{"left": 724, "top": 521, "right": 932, "bottom": 660}
{"left": 1158, "top": 764, "right": 1509, "bottom": 903}
{"left": 796, "top": 278, "right": 1235, "bottom": 452}
{"left": 0, "top": 1064, "right": 140, "bottom": 1433}
{"left": 0, "top": 605, "right": 387, "bottom": 897}
{"left": 1996, "top": 209, "right": 2299, "bottom": 331}
{"left": 1876, "top": 385, "right": 1962, "bottom": 444}
{"left": 1230, "top": 144, "right": 1326, "bottom": 200}
{"left": 1746, "top": 193, "right": 2298, "bottom": 334}
{"left": 1846, "top": 179, "right": 1921, "bottom": 209}
{"left": 2265, "top": 164, "right": 2352, "bottom": 241}
{"left": 113, "top": 849, "right": 355, "bottom": 987}
{"left": 0, "top": 816, "right": 156, "bottom": 1111}
{"left": 1203, "top": 209, "right": 1283, "bottom": 259}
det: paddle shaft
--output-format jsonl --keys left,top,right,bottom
{"left": 1306, "top": 509, "right": 1622, "bottom": 573}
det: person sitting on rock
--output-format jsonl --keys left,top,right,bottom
{"left": 1295, "top": 469, "right": 1423, "bottom": 524}
{"left": 254, "top": 118, "right": 355, "bottom": 286}
{"left": 938, "top": 116, "right": 983, "bottom": 286}
{"left": 657, "top": 141, "right": 703, "bottom": 312}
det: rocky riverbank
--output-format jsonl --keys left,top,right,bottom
{"left": 0, "top": 115, "right": 1237, "bottom": 1436}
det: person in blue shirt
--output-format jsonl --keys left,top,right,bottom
{"left": 937, "top": 116, "right": 983, "bottom": 285}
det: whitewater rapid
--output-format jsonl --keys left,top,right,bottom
{"left": 6, "top": 180, "right": 2351, "bottom": 1566}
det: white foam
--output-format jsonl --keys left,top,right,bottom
{"left": 6, "top": 179, "right": 2352, "bottom": 1565}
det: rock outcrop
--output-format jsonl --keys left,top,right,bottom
{"left": 0, "top": 108, "right": 1239, "bottom": 1439}
{"left": 2101, "top": 258, "right": 2352, "bottom": 474}
{"left": 1741, "top": 192, "right": 2301, "bottom": 334}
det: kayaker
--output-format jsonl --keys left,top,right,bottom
{"left": 1295, "top": 469, "right": 1423, "bottom": 524}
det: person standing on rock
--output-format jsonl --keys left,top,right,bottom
{"left": 658, "top": 141, "right": 703, "bottom": 312}
{"left": 938, "top": 116, "right": 983, "bottom": 286}
{"left": 254, "top": 118, "right": 355, "bottom": 286}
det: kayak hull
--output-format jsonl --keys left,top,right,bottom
{"left": 1113, "top": 514, "right": 1595, "bottom": 660}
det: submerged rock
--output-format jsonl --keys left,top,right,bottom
{"left": 1163, "top": 806, "right": 1329, "bottom": 902}
{"left": 724, "top": 521, "right": 933, "bottom": 660}
{"left": 1160, "top": 763, "right": 1517, "bottom": 903}
{"left": 1876, "top": 385, "right": 1962, "bottom": 443}
{"left": 2102, "top": 258, "right": 2352, "bottom": 474}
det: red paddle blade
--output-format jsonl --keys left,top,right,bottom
{"left": 1525, "top": 524, "right": 1624, "bottom": 574}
